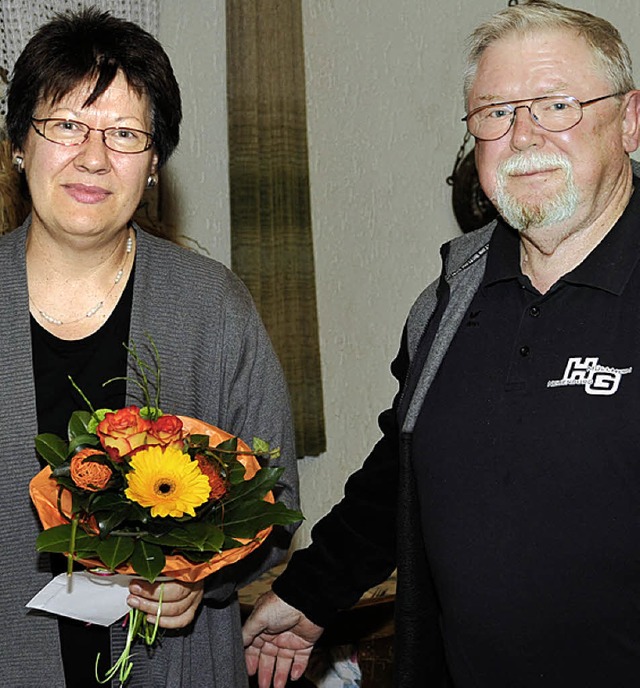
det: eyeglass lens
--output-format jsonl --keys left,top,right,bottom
{"left": 468, "top": 96, "right": 582, "bottom": 141}
{"left": 34, "top": 118, "right": 151, "bottom": 153}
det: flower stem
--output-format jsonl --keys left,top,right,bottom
{"left": 67, "top": 516, "right": 79, "bottom": 576}
{"left": 96, "top": 608, "right": 141, "bottom": 685}
{"left": 95, "top": 583, "right": 164, "bottom": 686}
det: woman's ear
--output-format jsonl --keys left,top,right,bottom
{"left": 145, "top": 153, "right": 160, "bottom": 189}
{"left": 11, "top": 148, "right": 25, "bottom": 173}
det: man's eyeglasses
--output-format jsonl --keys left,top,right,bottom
{"left": 31, "top": 117, "right": 154, "bottom": 154}
{"left": 462, "top": 92, "right": 625, "bottom": 142}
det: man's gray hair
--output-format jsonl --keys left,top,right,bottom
{"left": 463, "top": 0, "right": 635, "bottom": 107}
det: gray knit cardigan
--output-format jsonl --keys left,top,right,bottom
{"left": 0, "top": 220, "right": 300, "bottom": 687}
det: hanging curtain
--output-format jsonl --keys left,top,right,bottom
{"left": 226, "top": 0, "right": 326, "bottom": 458}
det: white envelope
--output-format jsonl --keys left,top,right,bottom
{"left": 26, "top": 571, "right": 131, "bottom": 626}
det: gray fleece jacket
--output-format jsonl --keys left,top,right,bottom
{"left": 395, "top": 221, "right": 496, "bottom": 686}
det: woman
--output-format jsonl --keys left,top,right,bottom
{"left": 1, "top": 8, "right": 299, "bottom": 687}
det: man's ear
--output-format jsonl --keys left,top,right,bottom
{"left": 150, "top": 152, "right": 159, "bottom": 175}
{"left": 622, "top": 90, "right": 640, "bottom": 153}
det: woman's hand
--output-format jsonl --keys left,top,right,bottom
{"left": 127, "top": 578, "right": 204, "bottom": 629}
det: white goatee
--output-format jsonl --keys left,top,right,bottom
{"left": 492, "top": 151, "right": 580, "bottom": 232}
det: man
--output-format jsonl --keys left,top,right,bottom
{"left": 243, "top": 2, "right": 640, "bottom": 686}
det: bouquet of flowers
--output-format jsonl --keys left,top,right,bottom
{"left": 29, "top": 340, "right": 302, "bottom": 684}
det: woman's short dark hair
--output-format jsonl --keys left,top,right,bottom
{"left": 7, "top": 7, "right": 182, "bottom": 167}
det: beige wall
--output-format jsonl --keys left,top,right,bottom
{"left": 158, "top": 0, "right": 231, "bottom": 262}
{"left": 158, "top": 0, "right": 640, "bottom": 548}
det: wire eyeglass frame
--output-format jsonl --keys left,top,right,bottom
{"left": 30, "top": 117, "right": 154, "bottom": 154}
{"left": 462, "top": 92, "right": 626, "bottom": 142}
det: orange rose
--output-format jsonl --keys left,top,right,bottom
{"left": 195, "top": 454, "right": 228, "bottom": 501}
{"left": 147, "top": 414, "right": 184, "bottom": 448}
{"left": 97, "top": 406, "right": 151, "bottom": 461}
{"left": 70, "top": 448, "right": 113, "bottom": 492}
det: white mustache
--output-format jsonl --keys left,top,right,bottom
{"left": 498, "top": 152, "right": 573, "bottom": 176}
{"left": 493, "top": 150, "right": 578, "bottom": 231}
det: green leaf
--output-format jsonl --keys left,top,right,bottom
{"left": 68, "top": 434, "right": 101, "bottom": 454}
{"left": 120, "top": 501, "right": 153, "bottom": 525}
{"left": 68, "top": 411, "right": 94, "bottom": 440}
{"left": 130, "top": 540, "right": 165, "bottom": 582}
{"left": 90, "top": 492, "right": 129, "bottom": 511}
{"left": 252, "top": 437, "right": 270, "bottom": 455}
{"left": 95, "top": 506, "right": 132, "bottom": 536}
{"left": 223, "top": 501, "right": 304, "bottom": 539}
{"left": 36, "top": 524, "right": 99, "bottom": 554}
{"left": 226, "top": 456, "right": 247, "bottom": 485}
{"left": 144, "top": 523, "right": 224, "bottom": 552}
{"left": 36, "top": 524, "right": 72, "bottom": 552}
{"left": 181, "top": 550, "right": 220, "bottom": 563}
{"left": 35, "top": 433, "right": 68, "bottom": 468}
{"left": 51, "top": 463, "right": 72, "bottom": 480}
{"left": 97, "top": 536, "right": 135, "bottom": 570}
{"left": 87, "top": 408, "right": 112, "bottom": 435}
{"left": 216, "top": 437, "right": 238, "bottom": 453}
{"left": 223, "top": 467, "right": 284, "bottom": 506}
{"left": 54, "top": 477, "right": 77, "bottom": 495}
{"left": 139, "top": 406, "right": 162, "bottom": 421}
{"left": 222, "top": 534, "right": 245, "bottom": 550}
{"left": 187, "top": 434, "right": 210, "bottom": 451}
{"left": 74, "top": 547, "right": 100, "bottom": 560}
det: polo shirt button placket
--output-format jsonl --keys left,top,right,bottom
{"left": 520, "top": 305, "right": 540, "bottom": 357}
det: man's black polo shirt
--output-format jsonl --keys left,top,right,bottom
{"left": 413, "top": 184, "right": 640, "bottom": 687}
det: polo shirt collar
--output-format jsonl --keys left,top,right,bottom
{"left": 482, "top": 177, "right": 640, "bottom": 296}
{"left": 482, "top": 220, "right": 520, "bottom": 289}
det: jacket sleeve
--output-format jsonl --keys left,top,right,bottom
{"left": 202, "top": 271, "right": 300, "bottom": 599}
{"left": 271, "top": 328, "right": 411, "bottom": 627}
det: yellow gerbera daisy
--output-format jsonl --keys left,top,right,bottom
{"left": 125, "top": 444, "right": 211, "bottom": 518}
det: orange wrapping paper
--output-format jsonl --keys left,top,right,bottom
{"left": 29, "top": 416, "right": 274, "bottom": 582}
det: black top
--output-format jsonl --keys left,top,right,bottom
{"left": 413, "top": 187, "right": 640, "bottom": 687}
{"left": 32, "top": 274, "right": 132, "bottom": 687}
{"left": 32, "top": 280, "right": 132, "bottom": 439}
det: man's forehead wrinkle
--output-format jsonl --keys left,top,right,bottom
{"left": 474, "top": 82, "right": 574, "bottom": 105}
{"left": 475, "top": 93, "right": 506, "bottom": 104}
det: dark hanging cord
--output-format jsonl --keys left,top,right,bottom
{"left": 446, "top": 131, "right": 472, "bottom": 186}
{"left": 446, "top": 0, "right": 516, "bottom": 230}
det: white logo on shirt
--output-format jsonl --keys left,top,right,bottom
{"left": 546, "top": 357, "right": 632, "bottom": 396}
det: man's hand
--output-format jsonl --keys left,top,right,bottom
{"left": 127, "top": 578, "right": 204, "bottom": 629}
{"left": 243, "top": 590, "right": 324, "bottom": 688}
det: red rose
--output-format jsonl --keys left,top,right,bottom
{"left": 147, "top": 414, "right": 184, "bottom": 448}
{"left": 195, "top": 454, "right": 228, "bottom": 501}
{"left": 97, "top": 406, "right": 151, "bottom": 461}
{"left": 70, "top": 448, "right": 113, "bottom": 492}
